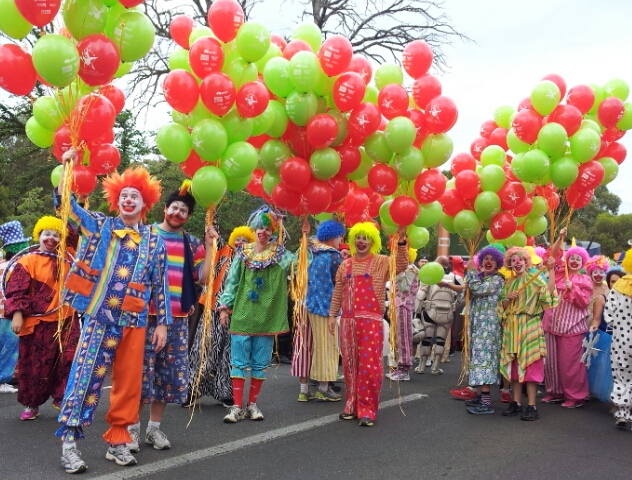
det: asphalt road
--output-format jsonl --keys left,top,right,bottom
{"left": 1, "top": 354, "right": 630, "bottom": 480}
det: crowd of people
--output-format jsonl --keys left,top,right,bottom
{"left": 0, "top": 156, "right": 631, "bottom": 474}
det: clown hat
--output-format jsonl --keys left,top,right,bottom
{"left": 0, "top": 220, "right": 31, "bottom": 246}
{"left": 524, "top": 246, "right": 542, "bottom": 265}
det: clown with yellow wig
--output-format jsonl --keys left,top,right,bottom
{"left": 327, "top": 221, "right": 409, "bottom": 427}
{"left": 53, "top": 149, "right": 172, "bottom": 473}
{"left": 4, "top": 216, "right": 79, "bottom": 423}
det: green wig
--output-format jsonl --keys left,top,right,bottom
{"left": 348, "top": 222, "right": 381, "bottom": 256}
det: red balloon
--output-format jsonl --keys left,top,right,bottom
{"left": 283, "top": 39, "right": 312, "bottom": 60}
{"left": 412, "top": 74, "right": 441, "bottom": 109}
{"left": 53, "top": 125, "right": 72, "bottom": 162}
{"left": 318, "top": 35, "right": 352, "bottom": 76}
{"left": 603, "top": 141, "right": 627, "bottom": 164}
{"left": 346, "top": 189, "right": 370, "bottom": 217}
{"left": 207, "top": 0, "right": 244, "bottom": 43}
{"left": 480, "top": 119, "right": 498, "bottom": 139}
{"left": 271, "top": 34, "right": 287, "bottom": 51}
{"left": 98, "top": 85, "right": 125, "bottom": 113}
{"left": 279, "top": 156, "right": 311, "bottom": 192}
{"left": 490, "top": 212, "right": 517, "bottom": 240}
{"left": 328, "top": 175, "right": 349, "bottom": 203}
{"left": 15, "top": 0, "right": 60, "bottom": 27}
{"left": 88, "top": 144, "right": 120, "bottom": 175}
{"left": 566, "top": 185, "right": 594, "bottom": 209}
{"left": 77, "top": 34, "right": 120, "bottom": 87}
{"left": 348, "top": 103, "right": 380, "bottom": 138}
{"left": 71, "top": 165, "right": 97, "bottom": 195}
{"left": 301, "top": 179, "right": 332, "bottom": 214}
{"left": 118, "top": 0, "right": 144, "bottom": 6}
{"left": 247, "top": 169, "right": 265, "bottom": 196}
{"left": 414, "top": 168, "right": 446, "bottom": 203}
{"left": 236, "top": 81, "right": 269, "bottom": 118}
{"left": 470, "top": 136, "right": 490, "bottom": 160}
{"left": 189, "top": 36, "right": 224, "bottom": 79}
{"left": 566, "top": 84, "right": 595, "bottom": 115}
{"left": 248, "top": 134, "right": 272, "bottom": 149}
{"left": 424, "top": 95, "right": 458, "bottom": 134}
{"left": 438, "top": 189, "right": 465, "bottom": 217}
{"left": 180, "top": 150, "right": 211, "bottom": 178}
{"left": 389, "top": 195, "right": 418, "bottom": 226}
{"left": 378, "top": 84, "right": 409, "bottom": 120}
{"left": 406, "top": 108, "right": 429, "bottom": 147}
{"left": 347, "top": 55, "right": 372, "bottom": 84}
{"left": 200, "top": 72, "right": 236, "bottom": 116}
{"left": 272, "top": 183, "right": 301, "bottom": 210}
{"left": 74, "top": 95, "right": 116, "bottom": 143}
{"left": 332, "top": 72, "right": 366, "bottom": 112}
{"left": 511, "top": 196, "right": 533, "bottom": 217}
{"left": 93, "top": 128, "right": 115, "bottom": 145}
{"left": 164, "top": 69, "right": 199, "bottom": 114}
{"left": 451, "top": 152, "right": 477, "bottom": 177}
{"left": 368, "top": 192, "right": 384, "bottom": 218}
{"left": 306, "top": 114, "right": 339, "bottom": 149}
{"left": 0, "top": 44, "right": 36, "bottom": 96}
{"left": 511, "top": 108, "right": 542, "bottom": 144}
{"left": 548, "top": 104, "right": 582, "bottom": 137}
{"left": 598, "top": 97, "right": 625, "bottom": 128}
{"left": 498, "top": 182, "right": 527, "bottom": 211}
{"left": 576, "top": 160, "right": 605, "bottom": 189}
{"left": 368, "top": 164, "right": 398, "bottom": 196}
{"left": 489, "top": 127, "right": 509, "bottom": 151}
{"left": 283, "top": 122, "right": 314, "bottom": 159}
{"left": 170, "top": 15, "right": 194, "bottom": 49}
{"left": 517, "top": 97, "right": 534, "bottom": 112}
{"left": 402, "top": 40, "right": 433, "bottom": 79}
{"left": 545, "top": 191, "right": 560, "bottom": 211}
{"left": 541, "top": 73, "right": 567, "bottom": 99}
{"left": 602, "top": 126, "right": 625, "bottom": 143}
{"left": 454, "top": 170, "right": 481, "bottom": 200}
{"left": 336, "top": 144, "right": 362, "bottom": 175}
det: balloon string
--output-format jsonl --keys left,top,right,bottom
{"left": 386, "top": 232, "right": 405, "bottom": 416}
{"left": 289, "top": 219, "right": 309, "bottom": 360}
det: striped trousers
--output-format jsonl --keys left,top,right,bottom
{"left": 290, "top": 312, "right": 339, "bottom": 382}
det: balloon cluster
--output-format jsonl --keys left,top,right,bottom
{"left": 157, "top": 0, "right": 458, "bottom": 249}
{"left": 439, "top": 74, "right": 630, "bottom": 247}
{"left": 0, "top": 0, "right": 156, "bottom": 195}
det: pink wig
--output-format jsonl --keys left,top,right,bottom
{"left": 585, "top": 255, "right": 609, "bottom": 276}
{"left": 565, "top": 246, "right": 589, "bottom": 268}
{"left": 504, "top": 247, "right": 532, "bottom": 269}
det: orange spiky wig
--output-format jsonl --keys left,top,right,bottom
{"left": 101, "top": 167, "right": 161, "bottom": 220}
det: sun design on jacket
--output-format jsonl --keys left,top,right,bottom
{"left": 116, "top": 265, "right": 131, "bottom": 280}
{"left": 106, "top": 295, "right": 121, "bottom": 309}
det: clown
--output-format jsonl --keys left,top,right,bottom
{"left": 542, "top": 228, "right": 592, "bottom": 408}
{"left": 328, "top": 222, "right": 408, "bottom": 427}
{"left": 4, "top": 216, "right": 80, "bottom": 421}
{"left": 54, "top": 149, "right": 171, "bottom": 473}
{"left": 587, "top": 256, "right": 610, "bottom": 334}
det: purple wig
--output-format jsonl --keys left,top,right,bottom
{"left": 565, "top": 246, "right": 589, "bottom": 268}
{"left": 476, "top": 246, "right": 505, "bottom": 271}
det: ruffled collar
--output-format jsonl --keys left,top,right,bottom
{"left": 613, "top": 275, "right": 632, "bottom": 297}
{"left": 237, "top": 241, "right": 285, "bottom": 270}
{"left": 309, "top": 240, "right": 340, "bottom": 254}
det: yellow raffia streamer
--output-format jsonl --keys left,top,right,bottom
{"left": 289, "top": 220, "right": 309, "bottom": 363}
{"left": 386, "top": 233, "right": 406, "bottom": 415}
{"left": 187, "top": 205, "right": 217, "bottom": 426}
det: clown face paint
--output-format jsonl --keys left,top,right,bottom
{"left": 233, "top": 236, "right": 250, "bottom": 248}
{"left": 481, "top": 254, "right": 498, "bottom": 275}
{"left": 591, "top": 268, "right": 605, "bottom": 284}
{"left": 39, "top": 229, "right": 60, "bottom": 252}
{"left": 354, "top": 234, "right": 371, "bottom": 255}
{"left": 118, "top": 187, "right": 145, "bottom": 222}
{"left": 567, "top": 254, "right": 584, "bottom": 272}
{"left": 510, "top": 254, "right": 526, "bottom": 274}
{"left": 255, "top": 227, "right": 272, "bottom": 246}
{"left": 164, "top": 200, "right": 190, "bottom": 230}
{"left": 340, "top": 248, "right": 351, "bottom": 260}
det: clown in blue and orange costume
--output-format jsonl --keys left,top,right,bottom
{"left": 54, "top": 148, "right": 172, "bottom": 474}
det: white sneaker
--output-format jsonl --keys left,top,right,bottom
{"left": 246, "top": 402, "right": 264, "bottom": 421}
{"left": 145, "top": 428, "right": 171, "bottom": 450}
{"left": 61, "top": 447, "right": 87, "bottom": 474}
{"left": 0, "top": 383, "right": 17, "bottom": 393}
{"left": 223, "top": 405, "right": 246, "bottom": 423}
{"left": 105, "top": 444, "right": 137, "bottom": 466}
{"left": 426, "top": 358, "right": 432, "bottom": 367}
{"left": 127, "top": 428, "right": 141, "bottom": 453}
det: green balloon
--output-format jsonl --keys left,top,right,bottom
{"left": 364, "top": 131, "right": 393, "bottom": 164}
{"left": 598, "top": 156, "right": 619, "bottom": 186}
{"left": 440, "top": 212, "right": 456, "bottom": 234}
{"left": 519, "top": 149, "right": 550, "bottom": 183}
{"left": 507, "top": 128, "right": 532, "bottom": 153}
{"left": 421, "top": 134, "right": 453, "bottom": 168}
{"left": 537, "top": 122, "right": 567, "bottom": 159}
{"left": 603, "top": 78, "right": 629, "bottom": 101}
{"left": 363, "top": 85, "right": 379, "bottom": 104}
{"left": 570, "top": 128, "right": 601, "bottom": 163}
{"left": 188, "top": 100, "right": 217, "bottom": 127}
{"left": 33, "top": 96, "right": 64, "bottom": 132}
{"left": 263, "top": 57, "right": 293, "bottom": 98}
{"left": 328, "top": 110, "right": 348, "bottom": 147}
{"left": 413, "top": 201, "right": 442, "bottom": 228}
{"left": 171, "top": 109, "right": 189, "bottom": 126}
{"left": 156, "top": 123, "right": 192, "bottom": 163}
{"left": 292, "top": 22, "right": 321, "bottom": 52}
{"left": 379, "top": 199, "right": 396, "bottom": 227}
{"left": 347, "top": 147, "right": 374, "bottom": 181}
{"left": 63, "top": 0, "right": 108, "bottom": 41}
{"left": 259, "top": 139, "right": 292, "bottom": 174}
{"left": 382, "top": 222, "right": 398, "bottom": 235}
{"left": 528, "top": 196, "right": 548, "bottom": 219}
{"left": 474, "top": 191, "right": 501, "bottom": 220}
{"left": 285, "top": 90, "right": 318, "bottom": 126}
{"left": 288, "top": 51, "right": 320, "bottom": 93}
{"left": 236, "top": 21, "right": 271, "bottom": 63}
{"left": 479, "top": 164, "right": 505, "bottom": 192}
{"left": 384, "top": 116, "right": 416, "bottom": 154}
{"left": 220, "top": 109, "right": 253, "bottom": 143}
{"left": 222, "top": 39, "right": 240, "bottom": 64}
{"left": 50, "top": 164, "right": 63, "bottom": 188}
{"left": 580, "top": 119, "right": 601, "bottom": 134}
{"left": 505, "top": 230, "right": 527, "bottom": 248}
{"left": 262, "top": 171, "right": 281, "bottom": 195}
{"left": 107, "top": 11, "right": 155, "bottom": 62}
{"left": 115, "top": 61, "right": 134, "bottom": 78}
{"left": 374, "top": 63, "right": 403, "bottom": 90}
{"left": 32, "top": 35, "right": 80, "bottom": 87}
{"left": 189, "top": 26, "right": 214, "bottom": 46}
{"left": 453, "top": 210, "right": 482, "bottom": 239}
{"left": 191, "top": 166, "right": 227, "bottom": 208}
{"left": 169, "top": 48, "right": 192, "bottom": 72}
{"left": 407, "top": 226, "right": 430, "bottom": 249}
{"left": 588, "top": 83, "right": 606, "bottom": 115}
{"left": 0, "top": 0, "right": 32, "bottom": 39}
{"left": 616, "top": 102, "right": 632, "bottom": 131}
{"left": 314, "top": 212, "right": 333, "bottom": 222}
{"left": 531, "top": 80, "right": 560, "bottom": 116}
{"left": 266, "top": 100, "right": 289, "bottom": 137}
{"left": 251, "top": 102, "right": 276, "bottom": 136}
{"left": 524, "top": 215, "right": 548, "bottom": 237}
{"left": 190, "top": 119, "right": 227, "bottom": 161}
{"left": 480, "top": 145, "right": 506, "bottom": 167}
{"left": 54, "top": 82, "right": 90, "bottom": 117}
{"left": 493, "top": 105, "right": 515, "bottom": 129}
{"left": 550, "top": 156, "right": 579, "bottom": 189}
{"left": 226, "top": 173, "right": 252, "bottom": 192}
{"left": 309, "top": 148, "right": 341, "bottom": 180}
{"left": 393, "top": 147, "right": 424, "bottom": 181}
{"left": 418, "top": 262, "right": 445, "bottom": 285}
{"left": 313, "top": 67, "right": 336, "bottom": 97}
{"left": 25, "top": 117, "right": 54, "bottom": 148}
{"left": 220, "top": 141, "right": 258, "bottom": 178}
{"left": 223, "top": 58, "right": 258, "bottom": 89}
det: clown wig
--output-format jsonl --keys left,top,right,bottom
{"left": 565, "top": 246, "right": 590, "bottom": 269}
{"left": 228, "top": 226, "right": 255, "bottom": 249}
{"left": 348, "top": 222, "right": 381, "bottom": 256}
{"left": 622, "top": 248, "right": 632, "bottom": 274}
{"left": 247, "top": 205, "right": 280, "bottom": 233}
{"left": 585, "top": 255, "right": 609, "bottom": 276}
{"left": 316, "top": 220, "right": 345, "bottom": 242}
{"left": 504, "top": 246, "right": 533, "bottom": 270}
{"left": 33, "top": 216, "right": 63, "bottom": 241}
{"left": 408, "top": 248, "right": 418, "bottom": 264}
{"left": 475, "top": 246, "right": 504, "bottom": 271}
{"left": 101, "top": 167, "right": 161, "bottom": 220}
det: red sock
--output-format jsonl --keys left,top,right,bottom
{"left": 247, "top": 378, "right": 264, "bottom": 405}
{"left": 232, "top": 378, "right": 245, "bottom": 408}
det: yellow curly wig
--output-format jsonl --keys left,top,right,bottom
{"left": 622, "top": 248, "right": 632, "bottom": 274}
{"left": 101, "top": 167, "right": 161, "bottom": 220}
{"left": 348, "top": 222, "right": 381, "bottom": 256}
{"left": 408, "top": 248, "right": 417, "bottom": 264}
{"left": 33, "top": 216, "right": 63, "bottom": 241}
{"left": 228, "top": 226, "right": 255, "bottom": 249}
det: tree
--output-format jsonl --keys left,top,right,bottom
{"left": 588, "top": 213, "right": 632, "bottom": 258}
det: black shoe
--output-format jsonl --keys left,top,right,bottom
{"left": 465, "top": 396, "right": 481, "bottom": 407}
{"left": 339, "top": 412, "right": 356, "bottom": 420}
{"left": 520, "top": 405, "right": 539, "bottom": 421}
{"left": 221, "top": 398, "right": 234, "bottom": 408}
{"left": 279, "top": 355, "right": 292, "bottom": 365}
{"left": 502, "top": 401, "right": 522, "bottom": 417}
{"left": 181, "top": 394, "right": 198, "bottom": 408}
{"left": 329, "top": 382, "right": 342, "bottom": 393}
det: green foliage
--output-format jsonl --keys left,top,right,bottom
{"left": 585, "top": 213, "right": 632, "bottom": 257}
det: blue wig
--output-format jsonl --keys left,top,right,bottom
{"left": 316, "top": 220, "right": 345, "bottom": 242}
{"left": 476, "top": 246, "right": 505, "bottom": 270}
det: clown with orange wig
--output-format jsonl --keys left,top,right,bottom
{"left": 328, "top": 221, "right": 409, "bottom": 427}
{"left": 53, "top": 150, "right": 172, "bottom": 474}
